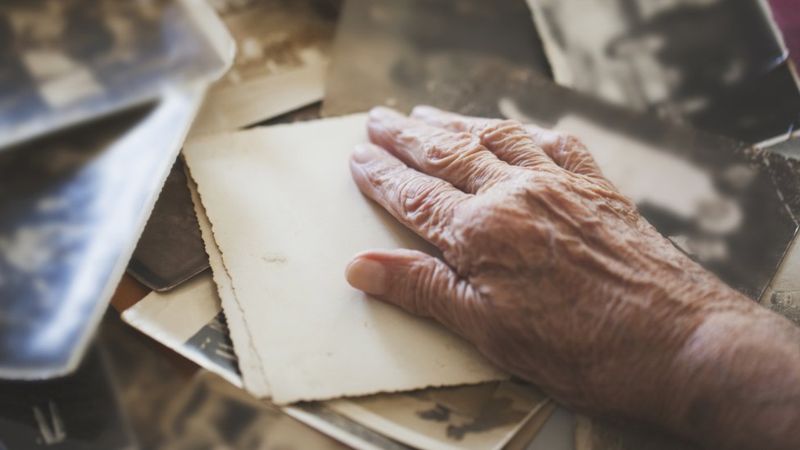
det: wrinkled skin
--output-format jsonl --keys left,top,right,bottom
{"left": 345, "top": 106, "right": 800, "bottom": 450}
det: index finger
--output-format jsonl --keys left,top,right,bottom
{"left": 350, "top": 142, "right": 467, "bottom": 252}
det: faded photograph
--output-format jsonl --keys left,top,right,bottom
{"left": 158, "top": 372, "right": 347, "bottom": 450}
{"left": 769, "top": 291, "right": 800, "bottom": 324}
{"left": 529, "top": 0, "right": 800, "bottom": 143}
{"left": 122, "top": 273, "right": 245, "bottom": 387}
{"left": 103, "top": 314, "right": 348, "bottom": 450}
{"left": 188, "top": 0, "right": 339, "bottom": 134}
{"left": 123, "top": 268, "right": 553, "bottom": 450}
{"left": 209, "top": 0, "right": 338, "bottom": 88}
{"left": 323, "top": 0, "right": 550, "bottom": 117}
{"left": 2, "top": 0, "right": 164, "bottom": 109}
{"left": 328, "top": 381, "right": 547, "bottom": 450}
{"left": 184, "top": 312, "right": 240, "bottom": 376}
{"left": 0, "top": 0, "right": 225, "bottom": 147}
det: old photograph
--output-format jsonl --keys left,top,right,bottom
{"left": 528, "top": 0, "right": 800, "bottom": 143}
{"left": 122, "top": 273, "right": 244, "bottom": 387}
{"left": 189, "top": 0, "right": 339, "bottom": 135}
{"left": 158, "top": 371, "right": 347, "bottom": 450}
{"left": 123, "top": 273, "right": 553, "bottom": 450}
{"left": 327, "top": 381, "right": 548, "bottom": 450}
{"left": 209, "top": 0, "right": 338, "bottom": 88}
{"left": 0, "top": 0, "right": 226, "bottom": 148}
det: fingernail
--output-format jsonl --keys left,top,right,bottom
{"left": 346, "top": 257, "right": 387, "bottom": 295}
{"left": 353, "top": 144, "right": 380, "bottom": 163}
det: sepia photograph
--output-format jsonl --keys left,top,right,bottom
{"left": 189, "top": 0, "right": 339, "bottom": 135}
{"left": 209, "top": 0, "right": 338, "bottom": 88}
{"left": 327, "top": 382, "right": 548, "bottom": 450}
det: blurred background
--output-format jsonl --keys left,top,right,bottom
{"left": 0, "top": 0, "right": 799, "bottom": 449}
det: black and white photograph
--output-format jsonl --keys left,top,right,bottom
{"left": 528, "top": 0, "right": 800, "bottom": 143}
{"left": 188, "top": 0, "right": 340, "bottom": 135}
{"left": 0, "top": 0, "right": 227, "bottom": 148}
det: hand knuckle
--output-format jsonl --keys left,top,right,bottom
{"left": 483, "top": 119, "right": 522, "bottom": 136}
{"left": 424, "top": 133, "right": 481, "bottom": 168}
{"left": 397, "top": 179, "right": 439, "bottom": 215}
{"left": 482, "top": 120, "right": 525, "bottom": 143}
{"left": 421, "top": 141, "right": 450, "bottom": 162}
{"left": 454, "top": 138, "right": 484, "bottom": 159}
{"left": 558, "top": 134, "right": 586, "bottom": 153}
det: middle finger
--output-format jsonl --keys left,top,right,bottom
{"left": 367, "top": 107, "right": 510, "bottom": 194}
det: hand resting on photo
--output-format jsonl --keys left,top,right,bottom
{"left": 345, "top": 106, "right": 800, "bottom": 450}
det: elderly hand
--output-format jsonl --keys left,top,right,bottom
{"left": 345, "top": 106, "right": 800, "bottom": 450}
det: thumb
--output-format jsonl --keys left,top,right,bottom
{"left": 345, "top": 249, "right": 481, "bottom": 339}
